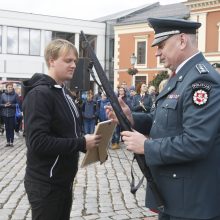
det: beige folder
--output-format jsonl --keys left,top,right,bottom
{"left": 81, "top": 120, "right": 117, "bottom": 168}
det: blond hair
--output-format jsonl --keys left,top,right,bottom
{"left": 44, "top": 39, "right": 78, "bottom": 68}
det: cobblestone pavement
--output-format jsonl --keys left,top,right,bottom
{"left": 0, "top": 135, "right": 158, "bottom": 220}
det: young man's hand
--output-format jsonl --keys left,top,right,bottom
{"left": 84, "top": 134, "right": 102, "bottom": 150}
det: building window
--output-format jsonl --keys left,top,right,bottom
{"left": 137, "top": 41, "right": 146, "bottom": 65}
{"left": 45, "top": 31, "right": 52, "bottom": 46}
{"left": 30, "top": 29, "right": 41, "bottom": 55}
{"left": 7, "top": 27, "right": 19, "bottom": 54}
{"left": 0, "top": 26, "right": 2, "bottom": 53}
{"left": 45, "top": 31, "right": 75, "bottom": 46}
{"left": 19, "top": 28, "right": 29, "bottom": 54}
{"left": 7, "top": 27, "right": 41, "bottom": 55}
{"left": 134, "top": 75, "right": 147, "bottom": 88}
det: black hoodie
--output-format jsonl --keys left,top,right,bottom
{"left": 22, "top": 73, "right": 86, "bottom": 187}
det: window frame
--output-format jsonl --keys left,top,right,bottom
{"left": 7, "top": 26, "right": 19, "bottom": 54}
{"left": 7, "top": 26, "right": 41, "bottom": 56}
{"left": 0, "top": 26, "right": 2, "bottom": 53}
{"left": 132, "top": 73, "right": 148, "bottom": 87}
{"left": 134, "top": 35, "right": 148, "bottom": 68}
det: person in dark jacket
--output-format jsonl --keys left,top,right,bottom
{"left": 82, "top": 92, "right": 97, "bottom": 134}
{"left": 111, "top": 87, "right": 131, "bottom": 150}
{"left": 128, "top": 85, "right": 136, "bottom": 103}
{"left": 22, "top": 39, "right": 101, "bottom": 220}
{"left": 0, "top": 86, "right": 4, "bottom": 135}
{"left": 131, "top": 83, "right": 153, "bottom": 113}
{"left": 14, "top": 87, "right": 23, "bottom": 134}
{"left": 97, "top": 92, "right": 109, "bottom": 122}
{"left": 0, "top": 83, "right": 19, "bottom": 147}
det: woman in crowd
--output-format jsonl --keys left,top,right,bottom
{"left": 0, "top": 83, "right": 19, "bottom": 147}
{"left": 131, "top": 83, "right": 153, "bottom": 113}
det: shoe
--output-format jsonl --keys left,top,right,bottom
{"left": 5, "top": 143, "right": 10, "bottom": 147}
{"left": 0, "top": 128, "right": 4, "bottom": 135}
{"left": 112, "top": 143, "right": 120, "bottom": 150}
{"left": 10, "top": 143, "right": 14, "bottom": 147}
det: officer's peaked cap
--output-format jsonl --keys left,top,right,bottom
{"left": 147, "top": 17, "right": 201, "bottom": 47}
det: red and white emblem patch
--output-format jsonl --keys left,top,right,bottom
{"left": 193, "top": 89, "right": 208, "bottom": 106}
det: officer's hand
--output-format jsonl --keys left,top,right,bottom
{"left": 121, "top": 130, "right": 147, "bottom": 154}
{"left": 85, "top": 134, "right": 102, "bottom": 150}
{"left": 105, "top": 97, "right": 134, "bottom": 125}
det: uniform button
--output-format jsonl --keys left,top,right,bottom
{"left": 165, "top": 104, "right": 168, "bottom": 107}
{"left": 173, "top": 173, "right": 177, "bottom": 178}
{"left": 179, "top": 75, "right": 183, "bottom": 80}
{"left": 168, "top": 87, "right": 170, "bottom": 91}
{"left": 153, "top": 120, "right": 156, "bottom": 124}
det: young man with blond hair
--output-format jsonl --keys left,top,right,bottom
{"left": 22, "top": 39, "right": 101, "bottom": 220}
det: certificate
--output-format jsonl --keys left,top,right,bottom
{"left": 81, "top": 120, "right": 117, "bottom": 168}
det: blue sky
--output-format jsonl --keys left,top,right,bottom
{"left": 0, "top": 0, "right": 185, "bottom": 20}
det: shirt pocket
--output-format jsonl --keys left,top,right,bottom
{"left": 160, "top": 99, "right": 178, "bottom": 129}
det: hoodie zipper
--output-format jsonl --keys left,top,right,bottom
{"left": 62, "top": 88, "right": 78, "bottom": 138}
{"left": 49, "top": 88, "right": 79, "bottom": 178}
{"left": 50, "top": 155, "right": 59, "bottom": 178}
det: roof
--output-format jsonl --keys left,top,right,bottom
{"left": 94, "top": 2, "right": 159, "bottom": 22}
{"left": 94, "top": 2, "right": 189, "bottom": 25}
{"left": 116, "top": 3, "right": 190, "bottom": 25}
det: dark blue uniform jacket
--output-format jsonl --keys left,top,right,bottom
{"left": 134, "top": 53, "right": 220, "bottom": 219}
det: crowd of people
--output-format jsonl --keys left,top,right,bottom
{"left": 77, "top": 81, "right": 160, "bottom": 150}
{"left": 0, "top": 82, "right": 23, "bottom": 147}
{"left": 0, "top": 78, "right": 161, "bottom": 150}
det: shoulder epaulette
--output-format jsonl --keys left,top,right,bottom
{"left": 196, "top": 64, "right": 209, "bottom": 74}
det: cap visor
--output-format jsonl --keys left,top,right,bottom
{"left": 151, "top": 35, "right": 170, "bottom": 47}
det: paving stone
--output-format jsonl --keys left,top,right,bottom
{"left": 0, "top": 137, "right": 158, "bottom": 220}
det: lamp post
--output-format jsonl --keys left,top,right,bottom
{"left": 128, "top": 53, "right": 138, "bottom": 75}
{"left": 130, "top": 53, "right": 137, "bottom": 66}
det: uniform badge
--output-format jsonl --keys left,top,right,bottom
{"left": 167, "top": 93, "right": 180, "bottom": 99}
{"left": 192, "top": 82, "right": 211, "bottom": 107}
{"left": 196, "top": 64, "right": 209, "bottom": 74}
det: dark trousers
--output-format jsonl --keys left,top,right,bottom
{"left": 0, "top": 116, "right": 4, "bottom": 132}
{"left": 112, "top": 125, "right": 120, "bottom": 144}
{"left": 159, "top": 212, "right": 220, "bottom": 220}
{"left": 15, "top": 116, "right": 22, "bottom": 132}
{"left": 83, "top": 118, "right": 96, "bottom": 134}
{"left": 24, "top": 181, "right": 73, "bottom": 220}
{"left": 3, "top": 116, "right": 15, "bottom": 143}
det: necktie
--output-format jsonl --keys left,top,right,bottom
{"left": 171, "top": 71, "right": 176, "bottom": 77}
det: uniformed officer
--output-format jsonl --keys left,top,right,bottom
{"left": 106, "top": 17, "right": 220, "bottom": 220}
